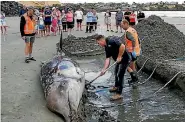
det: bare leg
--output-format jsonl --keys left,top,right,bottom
{"left": 4, "top": 26, "right": 7, "bottom": 34}
{"left": 80, "top": 23, "right": 82, "bottom": 31}
{"left": 1, "top": 26, "right": 3, "bottom": 34}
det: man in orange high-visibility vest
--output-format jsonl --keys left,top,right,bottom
{"left": 121, "top": 19, "right": 141, "bottom": 85}
{"left": 20, "top": 6, "right": 36, "bottom": 63}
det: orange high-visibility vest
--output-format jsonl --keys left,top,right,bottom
{"left": 125, "top": 27, "right": 141, "bottom": 56}
{"left": 129, "top": 13, "right": 136, "bottom": 22}
{"left": 23, "top": 13, "right": 35, "bottom": 34}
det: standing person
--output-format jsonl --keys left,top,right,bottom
{"left": 129, "top": 11, "right": 136, "bottom": 26}
{"left": 75, "top": 8, "right": 83, "bottom": 31}
{"left": 104, "top": 10, "right": 113, "bottom": 32}
{"left": 34, "top": 8, "right": 40, "bottom": 36}
{"left": 19, "top": 5, "right": 27, "bottom": 17}
{"left": 92, "top": 10, "right": 98, "bottom": 31}
{"left": 0, "top": 11, "right": 7, "bottom": 35}
{"left": 66, "top": 9, "right": 74, "bottom": 36}
{"left": 44, "top": 6, "right": 52, "bottom": 36}
{"left": 137, "top": 10, "right": 145, "bottom": 23}
{"left": 115, "top": 9, "right": 123, "bottom": 33}
{"left": 61, "top": 10, "right": 67, "bottom": 32}
{"left": 56, "top": 7, "right": 62, "bottom": 34}
{"left": 51, "top": 7, "right": 57, "bottom": 36}
{"left": 121, "top": 19, "right": 141, "bottom": 85}
{"left": 38, "top": 12, "right": 45, "bottom": 37}
{"left": 95, "top": 35, "right": 130, "bottom": 100}
{"left": 20, "top": 6, "right": 36, "bottom": 63}
{"left": 124, "top": 8, "right": 131, "bottom": 24}
{"left": 85, "top": 9, "right": 93, "bottom": 33}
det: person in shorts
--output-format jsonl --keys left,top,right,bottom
{"left": 66, "top": 9, "right": 74, "bottom": 36}
{"left": 75, "top": 8, "right": 83, "bottom": 31}
{"left": 56, "top": 7, "right": 62, "bottom": 34}
{"left": 115, "top": 9, "right": 123, "bottom": 33}
{"left": 38, "top": 12, "right": 45, "bottom": 37}
{"left": 0, "top": 11, "right": 7, "bottom": 34}
{"left": 104, "top": 10, "right": 113, "bottom": 32}
{"left": 61, "top": 10, "right": 67, "bottom": 32}
{"left": 20, "top": 6, "right": 36, "bottom": 63}
{"left": 44, "top": 6, "right": 52, "bottom": 36}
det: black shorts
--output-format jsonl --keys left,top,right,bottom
{"left": 44, "top": 21, "right": 51, "bottom": 25}
{"left": 67, "top": 22, "right": 74, "bottom": 29}
{"left": 130, "top": 22, "right": 136, "bottom": 26}
{"left": 76, "top": 19, "right": 82, "bottom": 23}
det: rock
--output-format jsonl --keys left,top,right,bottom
{"left": 1, "top": 1, "right": 22, "bottom": 17}
{"left": 134, "top": 15, "right": 185, "bottom": 60}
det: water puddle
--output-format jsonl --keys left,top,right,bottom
{"left": 75, "top": 57, "right": 185, "bottom": 122}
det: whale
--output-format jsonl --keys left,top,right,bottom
{"left": 40, "top": 55, "right": 85, "bottom": 122}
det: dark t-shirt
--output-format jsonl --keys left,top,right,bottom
{"left": 44, "top": 10, "right": 52, "bottom": 22}
{"left": 105, "top": 36, "right": 123, "bottom": 61}
{"left": 124, "top": 11, "right": 131, "bottom": 22}
{"left": 137, "top": 12, "right": 145, "bottom": 22}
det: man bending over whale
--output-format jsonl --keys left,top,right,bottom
{"left": 96, "top": 35, "right": 130, "bottom": 101}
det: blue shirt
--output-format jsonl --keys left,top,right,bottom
{"left": 92, "top": 14, "right": 98, "bottom": 22}
{"left": 86, "top": 12, "right": 93, "bottom": 22}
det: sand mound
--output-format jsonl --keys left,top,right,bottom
{"left": 135, "top": 15, "right": 185, "bottom": 60}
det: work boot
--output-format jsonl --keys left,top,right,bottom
{"left": 110, "top": 94, "right": 123, "bottom": 101}
{"left": 109, "top": 86, "right": 118, "bottom": 93}
{"left": 128, "top": 71, "right": 139, "bottom": 85}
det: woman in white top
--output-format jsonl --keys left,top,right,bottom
{"left": 104, "top": 10, "right": 113, "bottom": 32}
{"left": 75, "top": 8, "right": 83, "bottom": 31}
{"left": 0, "top": 11, "right": 7, "bottom": 34}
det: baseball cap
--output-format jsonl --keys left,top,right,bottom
{"left": 27, "top": 6, "right": 34, "bottom": 10}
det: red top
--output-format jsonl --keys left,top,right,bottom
{"left": 129, "top": 13, "right": 136, "bottom": 22}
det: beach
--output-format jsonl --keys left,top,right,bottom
{"left": 1, "top": 12, "right": 185, "bottom": 122}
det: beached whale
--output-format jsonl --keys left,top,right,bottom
{"left": 40, "top": 55, "right": 85, "bottom": 122}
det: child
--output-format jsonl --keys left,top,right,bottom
{"left": 38, "top": 13, "right": 45, "bottom": 37}
{"left": 61, "top": 10, "right": 67, "bottom": 32}
{"left": 0, "top": 11, "right": 7, "bottom": 34}
{"left": 51, "top": 7, "right": 58, "bottom": 36}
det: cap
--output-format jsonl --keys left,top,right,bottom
{"left": 52, "top": 7, "right": 56, "bottom": 10}
{"left": 27, "top": 6, "right": 34, "bottom": 10}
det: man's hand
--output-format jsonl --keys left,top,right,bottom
{"left": 132, "top": 51, "right": 137, "bottom": 59}
{"left": 21, "top": 36, "right": 25, "bottom": 40}
{"left": 116, "top": 57, "right": 122, "bottom": 63}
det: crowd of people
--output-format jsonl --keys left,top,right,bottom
{"left": 19, "top": 6, "right": 146, "bottom": 37}
{"left": 104, "top": 8, "right": 145, "bottom": 32}
{"left": 18, "top": 5, "right": 145, "bottom": 63}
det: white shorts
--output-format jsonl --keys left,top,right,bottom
{"left": 104, "top": 17, "right": 111, "bottom": 25}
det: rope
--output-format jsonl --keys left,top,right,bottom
{"left": 138, "top": 64, "right": 159, "bottom": 85}
{"left": 137, "top": 71, "right": 183, "bottom": 102}
{"left": 137, "top": 58, "right": 150, "bottom": 74}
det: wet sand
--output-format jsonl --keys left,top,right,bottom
{"left": 1, "top": 14, "right": 185, "bottom": 122}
